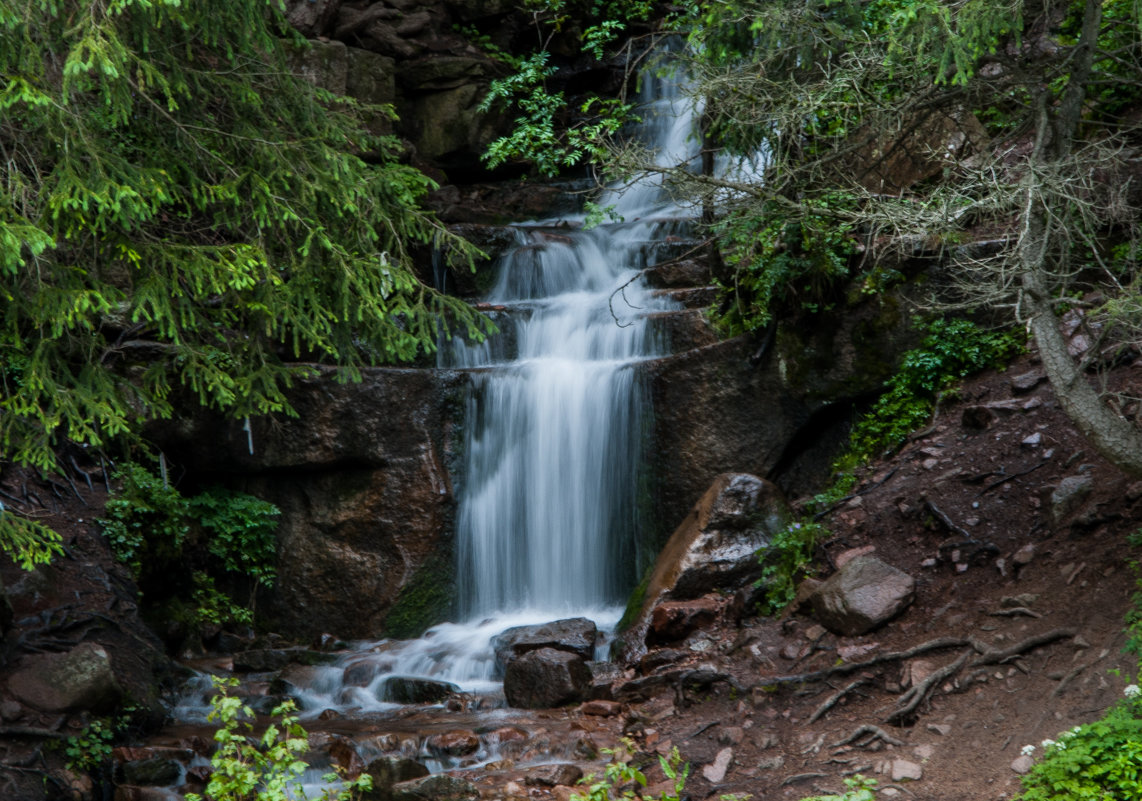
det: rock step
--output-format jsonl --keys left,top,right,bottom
{"left": 651, "top": 286, "right": 718, "bottom": 309}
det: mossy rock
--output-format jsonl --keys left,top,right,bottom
{"left": 383, "top": 551, "right": 456, "bottom": 639}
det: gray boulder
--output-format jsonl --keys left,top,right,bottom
{"left": 619, "top": 474, "right": 790, "bottom": 658}
{"left": 503, "top": 647, "right": 592, "bottom": 709}
{"left": 7, "top": 642, "right": 122, "bottom": 713}
{"left": 492, "top": 617, "right": 598, "bottom": 672}
{"left": 379, "top": 676, "right": 459, "bottom": 704}
{"left": 809, "top": 555, "right": 915, "bottom": 636}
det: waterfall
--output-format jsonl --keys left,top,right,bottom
{"left": 447, "top": 224, "right": 668, "bottom": 619}
{"left": 168, "top": 55, "right": 704, "bottom": 723}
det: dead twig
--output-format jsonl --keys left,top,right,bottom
{"left": 987, "top": 607, "right": 1042, "bottom": 619}
{"left": 781, "top": 773, "right": 828, "bottom": 787}
{"left": 809, "top": 678, "right": 868, "bottom": 723}
{"left": 978, "top": 460, "right": 1046, "bottom": 496}
{"left": 830, "top": 724, "right": 905, "bottom": 749}
{"left": 885, "top": 649, "right": 971, "bottom": 724}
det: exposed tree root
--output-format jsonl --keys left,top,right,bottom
{"left": 988, "top": 607, "right": 1041, "bottom": 619}
{"left": 767, "top": 636, "right": 970, "bottom": 685}
{"left": 830, "top": 724, "right": 905, "bottom": 749}
{"left": 885, "top": 650, "right": 971, "bottom": 724}
{"left": 969, "top": 628, "right": 1077, "bottom": 666}
{"left": 781, "top": 772, "right": 828, "bottom": 787}
{"left": 809, "top": 678, "right": 868, "bottom": 723}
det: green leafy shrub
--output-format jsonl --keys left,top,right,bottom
{"left": 757, "top": 520, "right": 827, "bottom": 616}
{"left": 98, "top": 462, "right": 279, "bottom": 632}
{"left": 100, "top": 462, "right": 190, "bottom": 578}
{"left": 715, "top": 197, "right": 858, "bottom": 335}
{"left": 1017, "top": 693, "right": 1142, "bottom": 800}
{"left": 188, "top": 678, "right": 370, "bottom": 801}
{"left": 191, "top": 572, "right": 255, "bottom": 628}
{"left": 61, "top": 714, "right": 130, "bottom": 773}
{"left": 190, "top": 488, "right": 279, "bottom": 593}
{"left": 846, "top": 318, "right": 1024, "bottom": 462}
{"left": 573, "top": 739, "right": 689, "bottom": 801}
{"left": 802, "top": 775, "right": 879, "bottom": 801}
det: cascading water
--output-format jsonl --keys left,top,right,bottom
{"left": 170, "top": 53, "right": 704, "bottom": 729}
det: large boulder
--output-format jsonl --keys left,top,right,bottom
{"left": 619, "top": 474, "right": 790, "bottom": 658}
{"left": 492, "top": 617, "right": 598, "bottom": 672}
{"left": 7, "top": 642, "right": 123, "bottom": 713}
{"left": 503, "top": 647, "right": 592, "bottom": 709}
{"left": 809, "top": 555, "right": 916, "bottom": 636}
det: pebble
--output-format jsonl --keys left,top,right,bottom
{"left": 756, "top": 755, "right": 785, "bottom": 770}
{"left": 1011, "top": 755, "right": 1035, "bottom": 775}
{"left": 702, "top": 748, "right": 733, "bottom": 783}
{"left": 1022, "top": 432, "right": 1042, "bottom": 448}
{"left": 926, "top": 723, "right": 951, "bottom": 736}
{"left": 1013, "top": 543, "right": 1036, "bottom": 566}
{"left": 892, "top": 759, "right": 924, "bottom": 781}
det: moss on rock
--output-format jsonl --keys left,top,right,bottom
{"left": 382, "top": 551, "right": 456, "bottom": 639}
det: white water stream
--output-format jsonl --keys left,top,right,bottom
{"left": 171, "top": 58, "right": 706, "bottom": 729}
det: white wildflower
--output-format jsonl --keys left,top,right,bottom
{"left": 1040, "top": 739, "right": 1057, "bottom": 750}
{"left": 1021, "top": 745, "right": 1036, "bottom": 756}
{"left": 1124, "top": 684, "right": 1140, "bottom": 698}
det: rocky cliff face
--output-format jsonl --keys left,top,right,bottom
{"left": 153, "top": 367, "right": 467, "bottom": 639}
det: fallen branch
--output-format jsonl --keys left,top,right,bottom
{"left": 830, "top": 724, "right": 905, "bottom": 749}
{"left": 809, "top": 678, "right": 868, "bottom": 724}
{"left": 884, "top": 649, "right": 971, "bottom": 724}
{"left": 978, "top": 460, "right": 1046, "bottom": 496}
{"left": 781, "top": 773, "right": 828, "bottom": 787}
{"left": 970, "top": 629, "right": 1076, "bottom": 666}
{"left": 987, "top": 607, "right": 1042, "bottom": 619}
{"left": 766, "top": 636, "right": 970, "bottom": 685}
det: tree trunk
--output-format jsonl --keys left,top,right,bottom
{"left": 1017, "top": 0, "right": 1142, "bottom": 476}
{"left": 1025, "top": 274, "right": 1142, "bottom": 477}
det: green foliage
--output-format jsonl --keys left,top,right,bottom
{"left": 187, "top": 677, "right": 371, "bottom": 801}
{"left": 61, "top": 711, "right": 132, "bottom": 773}
{"left": 192, "top": 571, "right": 254, "bottom": 628}
{"left": 99, "top": 462, "right": 190, "bottom": 578}
{"left": 477, "top": 0, "right": 650, "bottom": 175}
{"left": 714, "top": 196, "right": 858, "bottom": 335}
{"left": 0, "top": 0, "right": 493, "bottom": 477}
{"left": 0, "top": 507, "right": 63, "bottom": 570}
{"left": 801, "top": 775, "right": 879, "bottom": 801}
{"left": 847, "top": 319, "right": 1024, "bottom": 461}
{"left": 97, "top": 461, "right": 279, "bottom": 628}
{"left": 189, "top": 488, "right": 279, "bottom": 591}
{"left": 479, "top": 53, "right": 636, "bottom": 176}
{"left": 756, "top": 520, "right": 826, "bottom": 616}
{"left": 573, "top": 739, "right": 690, "bottom": 801}
{"left": 1016, "top": 692, "right": 1142, "bottom": 800}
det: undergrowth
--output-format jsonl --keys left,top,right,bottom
{"left": 98, "top": 461, "right": 279, "bottom": 632}
{"left": 188, "top": 678, "right": 371, "bottom": 801}
{"left": 1015, "top": 528, "right": 1142, "bottom": 799}
{"left": 756, "top": 317, "right": 1022, "bottom": 616}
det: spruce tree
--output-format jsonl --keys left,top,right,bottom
{"left": 0, "top": 0, "right": 491, "bottom": 565}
